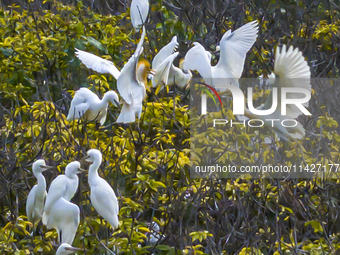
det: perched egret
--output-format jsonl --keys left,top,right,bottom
{"left": 244, "top": 45, "right": 311, "bottom": 141}
{"left": 42, "top": 198, "right": 80, "bottom": 245}
{"left": 151, "top": 36, "right": 192, "bottom": 90}
{"left": 130, "top": 0, "right": 149, "bottom": 32}
{"left": 67, "top": 88, "right": 119, "bottom": 125}
{"left": 44, "top": 161, "right": 85, "bottom": 215}
{"left": 56, "top": 243, "right": 82, "bottom": 255}
{"left": 85, "top": 149, "right": 119, "bottom": 229}
{"left": 183, "top": 20, "right": 259, "bottom": 87}
{"left": 26, "top": 159, "right": 53, "bottom": 228}
{"left": 75, "top": 27, "right": 154, "bottom": 123}
{"left": 42, "top": 161, "right": 83, "bottom": 245}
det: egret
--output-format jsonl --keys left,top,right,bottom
{"left": 26, "top": 159, "right": 53, "bottom": 228}
{"left": 130, "top": 0, "right": 149, "bottom": 32}
{"left": 244, "top": 45, "right": 311, "bottom": 140}
{"left": 151, "top": 36, "right": 192, "bottom": 91}
{"left": 85, "top": 149, "right": 119, "bottom": 229}
{"left": 67, "top": 88, "right": 119, "bottom": 125}
{"left": 183, "top": 20, "right": 259, "bottom": 87}
{"left": 44, "top": 161, "right": 85, "bottom": 215}
{"left": 56, "top": 243, "right": 82, "bottom": 255}
{"left": 42, "top": 161, "right": 83, "bottom": 245}
{"left": 75, "top": 27, "right": 154, "bottom": 123}
{"left": 116, "top": 27, "right": 151, "bottom": 123}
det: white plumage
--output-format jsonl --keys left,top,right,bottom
{"left": 67, "top": 88, "right": 119, "bottom": 125}
{"left": 26, "top": 160, "right": 52, "bottom": 228}
{"left": 183, "top": 20, "right": 259, "bottom": 87}
{"left": 42, "top": 161, "right": 83, "bottom": 245}
{"left": 86, "top": 149, "right": 119, "bottom": 229}
{"left": 75, "top": 49, "right": 120, "bottom": 79}
{"left": 130, "top": 0, "right": 149, "bottom": 32}
{"left": 56, "top": 243, "right": 82, "bottom": 255}
{"left": 74, "top": 27, "right": 151, "bottom": 124}
{"left": 43, "top": 161, "right": 84, "bottom": 215}
{"left": 116, "top": 26, "right": 149, "bottom": 123}
{"left": 151, "top": 36, "right": 192, "bottom": 90}
{"left": 245, "top": 45, "right": 311, "bottom": 141}
{"left": 43, "top": 198, "right": 80, "bottom": 245}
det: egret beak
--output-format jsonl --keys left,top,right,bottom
{"left": 77, "top": 167, "right": 87, "bottom": 173}
{"left": 113, "top": 99, "right": 120, "bottom": 107}
{"left": 65, "top": 246, "right": 83, "bottom": 253}
{"left": 41, "top": 165, "right": 54, "bottom": 170}
{"left": 148, "top": 69, "right": 156, "bottom": 76}
{"left": 80, "top": 155, "right": 91, "bottom": 162}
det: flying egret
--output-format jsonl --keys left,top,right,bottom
{"left": 56, "top": 243, "right": 82, "bottom": 255}
{"left": 42, "top": 161, "right": 83, "bottom": 245}
{"left": 130, "top": 0, "right": 149, "bottom": 32}
{"left": 67, "top": 88, "right": 119, "bottom": 125}
{"left": 244, "top": 45, "right": 311, "bottom": 141}
{"left": 151, "top": 36, "right": 192, "bottom": 91}
{"left": 43, "top": 161, "right": 85, "bottom": 215}
{"left": 75, "top": 27, "right": 154, "bottom": 123}
{"left": 183, "top": 20, "right": 259, "bottom": 87}
{"left": 85, "top": 149, "right": 119, "bottom": 229}
{"left": 26, "top": 159, "right": 53, "bottom": 228}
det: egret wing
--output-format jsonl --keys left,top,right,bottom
{"left": 117, "top": 27, "right": 146, "bottom": 104}
{"left": 217, "top": 20, "right": 258, "bottom": 78}
{"left": 91, "top": 182, "right": 119, "bottom": 228}
{"left": 152, "top": 36, "right": 178, "bottom": 70}
{"left": 183, "top": 42, "right": 212, "bottom": 80}
{"left": 75, "top": 48, "right": 121, "bottom": 79}
{"left": 131, "top": 0, "right": 149, "bottom": 31}
{"left": 26, "top": 186, "right": 37, "bottom": 223}
{"left": 152, "top": 52, "right": 179, "bottom": 87}
{"left": 263, "top": 45, "right": 311, "bottom": 118}
{"left": 44, "top": 175, "right": 68, "bottom": 214}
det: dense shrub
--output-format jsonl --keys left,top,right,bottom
{"left": 0, "top": 0, "right": 340, "bottom": 254}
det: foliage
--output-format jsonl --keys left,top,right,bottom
{"left": 0, "top": 0, "right": 340, "bottom": 254}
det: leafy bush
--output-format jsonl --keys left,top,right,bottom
{"left": 0, "top": 0, "right": 340, "bottom": 254}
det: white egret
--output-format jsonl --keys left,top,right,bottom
{"left": 116, "top": 27, "right": 151, "bottom": 123}
{"left": 130, "top": 0, "right": 149, "bottom": 32}
{"left": 42, "top": 197, "right": 80, "bottom": 245}
{"left": 26, "top": 159, "right": 53, "bottom": 228}
{"left": 183, "top": 20, "right": 259, "bottom": 87}
{"left": 56, "top": 243, "right": 82, "bottom": 255}
{"left": 244, "top": 45, "right": 311, "bottom": 141}
{"left": 67, "top": 88, "right": 119, "bottom": 125}
{"left": 42, "top": 161, "right": 83, "bottom": 245}
{"left": 85, "top": 149, "right": 119, "bottom": 229}
{"left": 44, "top": 161, "right": 85, "bottom": 215}
{"left": 75, "top": 27, "right": 154, "bottom": 123}
{"left": 151, "top": 36, "right": 192, "bottom": 90}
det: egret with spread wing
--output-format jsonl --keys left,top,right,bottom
{"left": 116, "top": 27, "right": 153, "bottom": 123}
{"left": 85, "top": 149, "right": 119, "bottom": 229}
{"left": 244, "top": 45, "right": 311, "bottom": 141}
{"left": 26, "top": 160, "right": 53, "bottom": 228}
{"left": 183, "top": 20, "right": 259, "bottom": 87}
{"left": 151, "top": 36, "right": 192, "bottom": 91}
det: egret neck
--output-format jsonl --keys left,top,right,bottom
{"left": 34, "top": 170, "right": 46, "bottom": 197}
{"left": 88, "top": 156, "right": 102, "bottom": 187}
